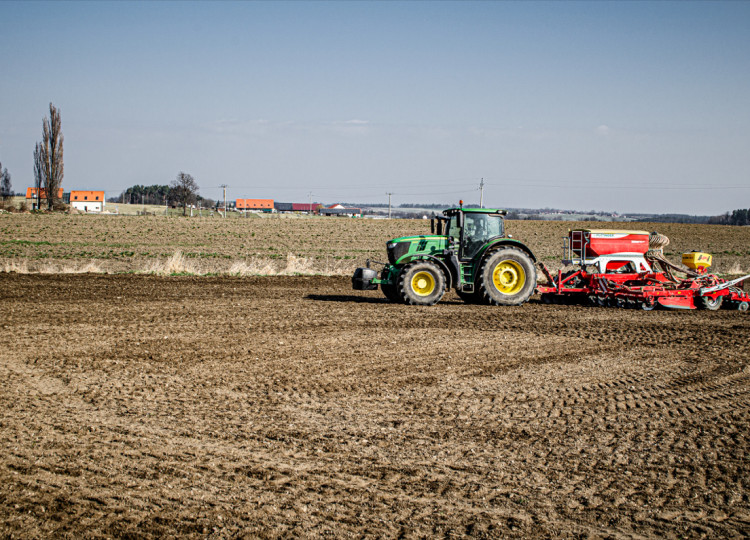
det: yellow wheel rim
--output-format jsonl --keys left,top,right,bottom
{"left": 493, "top": 260, "right": 525, "bottom": 295}
{"left": 411, "top": 271, "right": 436, "bottom": 296}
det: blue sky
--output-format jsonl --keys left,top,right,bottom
{"left": 1, "top": 1, "right": 748, "bottom": 214}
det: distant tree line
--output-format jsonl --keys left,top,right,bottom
{"left": 636, "top": 209, "right": 750, "bottom": 225}
{"left": 111, "top": 179, "right": 214, "bottom": 211}
{"left": 112, "top": 184, "right": 171, "bottom": 205}
{"left": 397, "top": 203, "right": 448, "bottom": 209}
{"left": 707, "top": 208, "right": 750, "bottom": 226}
{"left": 635, "top": 214, "right": 713, "bottom": 224}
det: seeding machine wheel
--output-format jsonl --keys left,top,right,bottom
{"left": 698, "top": 295, "right": 724, "bottom": 311}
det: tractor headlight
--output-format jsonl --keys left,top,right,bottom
{"left": 386, "top": 241, "right": 409, "bottom": 265}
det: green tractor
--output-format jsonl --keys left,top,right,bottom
{"left": 353, "top": 204, "right": 538, "bottom": 306}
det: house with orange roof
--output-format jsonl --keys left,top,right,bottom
{"left": 26, "top": 187, "right": 64, "bottom": 210}
{"left": 70, "top": 190, "right": 106, "bottom": 212}
{"left": 236, "top": 198, "right": 274, "bottom": 213}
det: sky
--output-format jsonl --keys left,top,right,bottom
{"left": 1, "top": 1, "right": 749, "bottom": 215}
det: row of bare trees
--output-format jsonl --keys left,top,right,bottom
{"left": 30, "top": 103, "right": 65, "bottom": 210}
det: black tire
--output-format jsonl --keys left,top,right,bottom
{"left": 381, "top": 281, "right": 402, "bottom": 303}
{"left": 380, "top": 268, "right": 403, "bottom": 303}
{"left": 698, "top": 295, "right": 723, "bottom": 311}
{"left": 397, "top": 261, "right": 446, "bottom": 306}
{"left": 477, "top": 248, "right": 537, "bottom": 306}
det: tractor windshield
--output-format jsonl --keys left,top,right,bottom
{"left": 463, "top": 213, "right": 505, "bottom": 259}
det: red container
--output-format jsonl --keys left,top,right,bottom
{"left": 570, "top": 229, "right": 650, "bottom": 257}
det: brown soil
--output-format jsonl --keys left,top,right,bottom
{"left": 3, "top": 213, "right": 750, "bottom": 276}
{"left": 1, "top": 274, "right": 749, "bottom": 538}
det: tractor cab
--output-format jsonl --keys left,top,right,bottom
{"left": 433, "top": 207, "right": 507, "bottom": 260}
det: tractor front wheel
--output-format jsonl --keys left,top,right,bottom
{"left": 477, "top": 248, "right": 536, "bottom": 306}
{"left": 381, "top": 281, "right": 402, "bottom": 303}
{"left": 398, "top": 261, "right": 446, "bottom": 306}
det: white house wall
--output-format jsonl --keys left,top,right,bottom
{"left": 71, "top": 201, "right": 103, "bottom": 212}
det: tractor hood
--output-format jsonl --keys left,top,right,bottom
{"left": 386, "top": 235, "right": 448, "bottom": 265}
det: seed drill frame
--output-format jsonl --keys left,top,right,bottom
{"left": 536, "top": 229, "right": 750, "bottom": 311}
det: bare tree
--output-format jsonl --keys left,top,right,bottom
{"left": 35, "top": 103, "right": 64, "bottom": 210}
{"left": 33, "top": 144, "right": 43, "bottom": 210}
{"left": 170, "top": 172, "right": 199, "bottom": 216}
{"left": 0, "top": 161, "right": 12, "bottom": 200}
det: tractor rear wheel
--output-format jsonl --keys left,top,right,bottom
{"left": 398, "top": 261, "right": 446, "bottom": 306}
{"left": 477, "top": 248, "right": 536, "bottom": 306}
{"left": 698, "top": 295, "right": 723, "bottom": 311}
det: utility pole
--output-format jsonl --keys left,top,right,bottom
{"left": 479, "top": 178, "right": 485, "bottom": 208}
{"left": 221, "top": 184, "right": 228, "bottom": 218}
{"left": 386, "top": 192, "right": 393, "bottom": 219}
{"left": 308, "top": 191, "right": 313, "bottom": 214}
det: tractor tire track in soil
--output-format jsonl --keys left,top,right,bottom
{"left": 1, "top": 274, "right": 749, "bottom": 538}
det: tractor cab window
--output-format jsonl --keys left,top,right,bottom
{"left": 462, "top": 213, "right": 505, "bottom": 259}
{"left": 445, "top": 214, "right": 461, "bottom": 246}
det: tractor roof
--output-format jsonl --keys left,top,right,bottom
{"left": 442, "top": 207, "right": 507, "bottom": 216}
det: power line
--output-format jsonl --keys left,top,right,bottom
{"left": 482, "top": 182, "right": 750, "bottom": 191}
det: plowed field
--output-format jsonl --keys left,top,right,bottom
{"left": 2, "top": 273, "right": 748, "bottom": 538}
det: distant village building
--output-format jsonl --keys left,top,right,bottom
{"left": 274, "top": 202, "right": 322, "bottom": 214}
{"left": 236, "top": 198, "right": 274, "bottom": 212}
{"left": 70, "top": 190, "right": 105, "bottom": 212}
{"left": 274, "top": 202, "right": 293, "bottom": 212}
{"left": 26, "top": 187, "right": 64, "bottom": 210}
{"left": 321, "top": 204, "right": 362, "bottom": 218}
{"left": 292, "top": 203, "right": 321, "bottom": 214}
